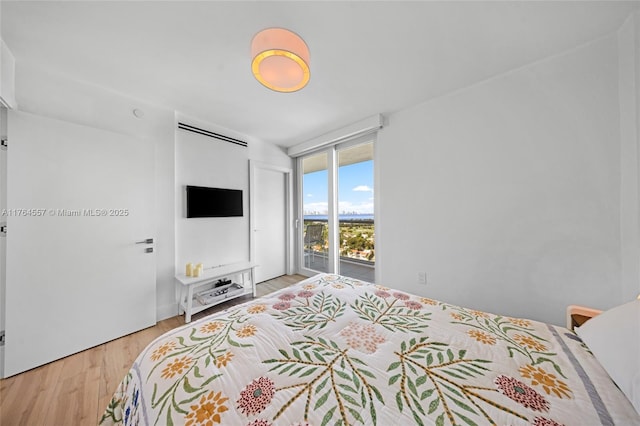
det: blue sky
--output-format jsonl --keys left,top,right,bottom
{"left": 303, "top": 160, "right": 374, "bottom": 215}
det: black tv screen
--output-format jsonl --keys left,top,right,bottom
{"left": 186, "top": 185, "right": 243, "bottom": 218}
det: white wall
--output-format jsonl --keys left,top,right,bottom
{"left": 378, "top": 34, "right": 625, "bottom": 326}
{"left": 13, "top": 63, "right": 177, "bottom": 321}
{"left": 0, "top": 40, "right": 16, "bottom": 109}
{"left": 248, "top": 134, "right": 293, "bottom": 170}
{"left": 175, "top": 116, "right": 250, "bottom": 270}
{"left": 154, "top": 116, "right": 176, "bottom": 321}
{"left": 619, "top": 11, "right": 640, "bottom": 302}
{"left": 175, "top": 115, "right": 293, "bottom": 282}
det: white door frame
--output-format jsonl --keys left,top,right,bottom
{"left": 0, "top": 107, "right": 7, "bottom": 378}
{"left": 296, "top": 152, "right": 334, "bottom": 278}
{"left": 249, "top": 161, "right": 293, "bottom": 277}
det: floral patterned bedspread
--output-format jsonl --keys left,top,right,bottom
{"left": 101, "top": 274, "right": 639, "bottom": 426}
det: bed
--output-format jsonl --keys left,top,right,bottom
{"left": 100, "top": 273, "right": 640, "bottom": 425}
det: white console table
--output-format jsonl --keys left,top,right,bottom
{"left": 175, "top": 261, "right": 257, "bottom": 323}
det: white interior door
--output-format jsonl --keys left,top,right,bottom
{"left": 252, "top": 163, "right": 290, "bottom": 283}
{"left": 3, "top": 111, "right": 156, "bottom": 377}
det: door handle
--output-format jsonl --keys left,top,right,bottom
{"left": 136, "top": 238, "right": 154, "bottom": 244}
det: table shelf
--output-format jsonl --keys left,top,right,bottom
{"left": 175, "top": 261, "right": 256, "bottom": 323}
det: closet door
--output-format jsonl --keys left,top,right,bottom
{"left": 252, "top": 163, "right": 289, "bottom": 283}
{"left": 3, "top": 111, "right": 156, "bottom": 377}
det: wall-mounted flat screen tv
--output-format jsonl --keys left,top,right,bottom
{"left": 186, "top": 185, "right": 243, "bottom": 218}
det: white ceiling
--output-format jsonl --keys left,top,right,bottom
{"left": 2, "top": 1, "right": 639, "bottom": 147}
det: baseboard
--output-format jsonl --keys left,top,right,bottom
{"left": 156, "top": 302, "right": 179, "bottom": 322}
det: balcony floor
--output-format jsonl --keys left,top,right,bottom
{"left": 304, "top": 253, "right": 375, "bottom": 283}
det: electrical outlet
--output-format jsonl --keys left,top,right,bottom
{"left": 417, "top": 272, "right": 427, "bottom": 284}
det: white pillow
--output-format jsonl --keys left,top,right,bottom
{"left": 575, "top": 299, "right": 640, "bottom": 413}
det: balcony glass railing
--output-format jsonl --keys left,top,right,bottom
{"left": 303, "top": 218, "right": 375, "bottom": 264}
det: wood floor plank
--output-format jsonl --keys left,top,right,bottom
{"left": 3, "top": 354, "right": 70, "bottom": 425}
{"left": 48, "top": 365, "right": 102, "bottom": 425}
{"left": 0, "top": 274, "right": 306, "bottom": 425}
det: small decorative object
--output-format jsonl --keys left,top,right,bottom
{"left": 186, "top": 262, "right": 193, "bottom": 277}
{"left": 197, "top": 263, "right": 204, "bottom": 276}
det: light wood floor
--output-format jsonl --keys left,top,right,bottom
{"left": 0, "top": 274, "right": 306, "bottom": 426}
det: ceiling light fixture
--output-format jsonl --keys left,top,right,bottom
{"left": 251, "top": 28, "right": 310, "bottom": 93}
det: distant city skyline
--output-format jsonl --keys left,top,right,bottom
{"left": 303, "top": 211, "right": 374, "bottom": 216}
{"left": 303, "top": 160, "right": 374, "bottom": 215}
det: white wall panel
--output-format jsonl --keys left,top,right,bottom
{"left": 175, "top": 117, "right": 250, "bottom": 271}
{"left": 378, "top": 35, "right": 623, "bottom": 325}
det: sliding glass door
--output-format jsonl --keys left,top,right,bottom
{"left": 301, "top": 152, "right": 330, "bottom": 273}
{"left": 337, "top": 142, "right": 374, "bottom": 281}
{"left": 300, "top": 140, "right": 375, "bottom": 282}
